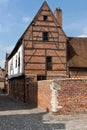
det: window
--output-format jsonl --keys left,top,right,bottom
{"left": 15, "top": 55, "right": 17, "bottom": 68}
{"left": 10, "top": 60, "right": 13, "bottom": 71}
{"left": 46, "top": 56, "right": 52, "bottom": 70}
{"left": 43, "top": 32, "right": 49, "bottom": 41}
{"left": 18, "top": 52, "right": 20, "bottom": 67}
{"left": 43, "top": 15, "right": 47, "bottom": 21}
{"left": 37, "top": 75, "right": 46, "bottom": 81}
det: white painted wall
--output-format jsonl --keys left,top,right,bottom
{"left": 50, "top": 81, "right": 62, "bottom": 112}
{"left": 8, "top": 44, "right": 24, "bottom": 78}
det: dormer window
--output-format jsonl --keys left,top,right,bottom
{"left": 43, "top": 15, "right": 47, "bottom": 21}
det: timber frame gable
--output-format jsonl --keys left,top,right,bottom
{"left": 7, "top": 1, "right": 68, "bottom": 81}
{"left": 23, "top": 1, "right": 67, "bottom": 79}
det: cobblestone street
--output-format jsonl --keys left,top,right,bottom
{"left": 0, "top": 90, "right": 87, "bottom": 130}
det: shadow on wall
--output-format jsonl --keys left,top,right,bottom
{"left": 25, "top": 81, "right": 38, "bottom": 107}
{"left": 67, "top": 39, "right": 77, "bottom": 61}
{"left": 0, "top": 93, "right": 36, "bottom": 111}
{"left": 0, "top": 112, "right": 66, "bottom": 130}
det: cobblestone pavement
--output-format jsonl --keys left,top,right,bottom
{"left": 0, "top": 91, "right": 87, "bottom": 130}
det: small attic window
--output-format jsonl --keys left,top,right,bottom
{"left": 43, "top": 15, "right": 47, "bottom": 21}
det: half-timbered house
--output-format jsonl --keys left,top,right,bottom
{"left": 6, "top": 1, "right": 87, "bottom": 101}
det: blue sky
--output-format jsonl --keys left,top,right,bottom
{"left": 0, "top": 0, "right": 87, "bottom": 68}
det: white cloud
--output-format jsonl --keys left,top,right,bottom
{"left": 0, "top": 59, "right": 5, "bottom": 68}
{"left": 0, "top": 0, "right": 9, "bottom": 4}
{"left": 64, "top": 23, "right": 81, "bottom": 30}
{"left": 77, "top": 34, "right": 87, "bottom": 37}
{"left": 64, "top": 20, "right": 87, "bottom": 38}
{"left": 77, "top": 26, "right": 87, "bottom": 37}
{"left": 0, "top": 44, "right": 13, "bottom": 67}
{"left": 83, "top": 27, "right": 87, "bottom": 34}
{"left": 0, "top": 44, "right": 13, "bottom": 52}
{"left": 22, "top": 16, "right": 30, "bottom": 23}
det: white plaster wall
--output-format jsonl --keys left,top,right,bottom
{"left": 50, "top": 81, "right": 62, "bottom": 112}
{"left": 8, "top": 44, "right": 23, "bottom": 78}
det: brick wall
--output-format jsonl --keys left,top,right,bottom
{"left": 69, "top": 69, "right": 87, "bottom": 78}
{"left": 26, "top": 78, "right": 87, "bottom": 114}
{"left": 25, "top": 80, "right": 52, "bottom": 111}
{"left": 57, "top": 79, "right": 87, "bottom": 114}
{"left": 9, "top": 76, "right": 25, "bottom": 102}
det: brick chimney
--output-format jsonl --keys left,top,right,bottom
{"left": 54, "top": 8, "right": 62, "bottom": 27}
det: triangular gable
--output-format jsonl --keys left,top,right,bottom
{"left": 23, "top": 1, "right": 60, "bottom": 39}
{"left": 23, "top": 1, "right": 67, "bottom": 40}
{"left": 8, "top": 1, "right": 67, "bottom": 59}
{"left": 32, "top": 1, "right": 60, "bottom": 27}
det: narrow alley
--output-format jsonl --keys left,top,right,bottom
{"left": 0, "top": 90, "right": 87, "bottom": 130}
